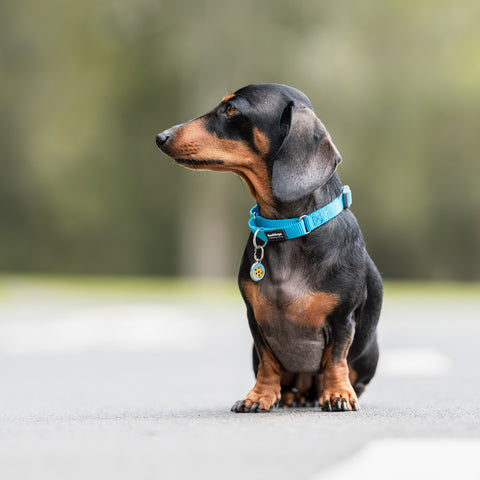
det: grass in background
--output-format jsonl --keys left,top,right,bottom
{"left": 0, "top": 274, "right": 479, "bottom": 303}
{"left": 0, "top": 273, "right": 239, "bottom": 302}
{"left": 383, "top": 281, "right": 480, "bottom": 297}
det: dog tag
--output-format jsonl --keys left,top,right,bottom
{"left": 250, "top": 262, "right": 265, "bottom": 282}
{"left": 251, "top": 228, "right": 267, "bottom": 282}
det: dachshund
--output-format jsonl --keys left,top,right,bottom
{"left": 156, "top": 83, "right": 382, "bottom": 412}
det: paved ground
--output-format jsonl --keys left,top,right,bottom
{"left": 0, "top": 280, "right": 480, "bottom": 479}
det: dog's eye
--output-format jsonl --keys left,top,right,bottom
{"left": 225, "top": 104, "right": 237, "bottom": 117}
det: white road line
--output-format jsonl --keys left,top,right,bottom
{"left": 378, "top": 348, "right": 453, "bottom": 377}
{"left": 0, "top": 305, "right": 208, "bottom": 355}
{"left": 312, "top": 439, "right": 480, "bottom": 480}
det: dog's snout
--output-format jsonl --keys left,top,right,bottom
{"left": 156, "top": 132, "right": 170, "bottom": 148}
{"left": 156, "top": 123, "right": 185, "bottom": 151}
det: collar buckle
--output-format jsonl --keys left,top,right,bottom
{"left": 342, "top": 185, "right": 352, "bottom": 209}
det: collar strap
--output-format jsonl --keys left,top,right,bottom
{"left": 249, "top": 185, "right": 352, "bottom": 242}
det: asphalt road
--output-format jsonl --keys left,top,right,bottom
{"left": 0, "top": 282, "right": 480, "bottom": 479}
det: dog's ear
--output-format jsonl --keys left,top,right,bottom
{"left": 272, "top": 104, "right": 342, "bottom": 203}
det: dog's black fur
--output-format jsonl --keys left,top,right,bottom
{"left": 156, "top": 84, "right": 382, "bottom": 412}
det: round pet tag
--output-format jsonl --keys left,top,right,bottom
{"left": 250, "top": 262, "right": 265, "bottom": 281}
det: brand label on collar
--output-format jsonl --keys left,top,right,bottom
{"left": 265, "top": 229, "right": 287, "bottom": 241}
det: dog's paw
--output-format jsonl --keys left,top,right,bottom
{"left": 319, "top": 388, "right": 359, "bottom": 412}
{"left": 231, "top": 392, "right": 279, "bottom": 413}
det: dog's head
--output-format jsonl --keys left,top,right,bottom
{"left": 156, "top": 84, "right": 341, "bottom": 212}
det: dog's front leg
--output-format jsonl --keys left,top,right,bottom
{"left": 319, "top": 316, "right": 359, "bottom": 412}
{"left": 232, "top": 280, "right": 282, "bottom": 413}
{"left": 231, "top": 345, "right": 281, "bottom": 413}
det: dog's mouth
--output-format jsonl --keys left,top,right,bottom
{"left": 174, "top": 158, "right": 224, "bottom": 167}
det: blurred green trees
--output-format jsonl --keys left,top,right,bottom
{"left": 1, "top": 0, "right": 479, "bottom": 279}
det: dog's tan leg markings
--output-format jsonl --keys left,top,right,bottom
{"left": 247, "top": 347, "right": 282, "bottom": 410}
{"left": 235, "top": 346, "right": 282, "bottom": 412}
{"left": 348, "top": 365, "right": 357, "bottom": 386}
{"left": 320, "top": 345, "right": 359, "bottom": 411}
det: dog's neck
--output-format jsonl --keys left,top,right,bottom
{"left": 265, "top": 174, "right": 343, "bottom": 220}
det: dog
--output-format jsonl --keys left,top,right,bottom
{"left": 156, "top": 83, "right": 382, "bottom": 412}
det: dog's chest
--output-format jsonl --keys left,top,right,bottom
{"left": 244, "top": 270, "right": 338, "bottom": 374}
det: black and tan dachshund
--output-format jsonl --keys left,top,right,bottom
{"left": 156, "top": 83, "right": 382, "bottom": 412}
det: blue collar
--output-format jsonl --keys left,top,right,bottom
{"left": 248, "top": 185, "right": 352, "bottom": 243}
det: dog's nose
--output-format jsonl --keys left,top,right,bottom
{"left": 156, "top": 132, "right": 170, "bottom": 148}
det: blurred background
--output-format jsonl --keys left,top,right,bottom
{"left": 2, "top": 3, "right": 480, "bottom": 478}
{"left": 1, "top": 0, "right": 480, "bottom": 280}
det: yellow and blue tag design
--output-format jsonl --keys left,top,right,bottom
{"left": 250, "top": 262, "right": 265, "bottom": 281}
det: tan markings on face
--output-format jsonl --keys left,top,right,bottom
{"left": 168, "top": 117, "right": 274, "bottom": 215}
{"left": 253, "top": 127, "right": 270, "bottom": 155}
{"left": 242, "top": 281, "right": 339, "bottom": 328}
{"left": 221, "top": 93, "right": 235, "bottom": 102}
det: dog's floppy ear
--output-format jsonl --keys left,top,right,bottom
{"left": 272, "top": 104, "right": 342, "bottom": 203}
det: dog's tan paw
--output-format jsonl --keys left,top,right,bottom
{"left": 319, "top": 388, "right": 359, "bottom": 412}
{"left": 231, "top": 391, "right": 280, "bottom": 413}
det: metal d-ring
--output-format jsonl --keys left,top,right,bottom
{"left": 253, "top": 228, "right": 267, "bottom": 262}
{"left": 298, "top": 215, "right": 311, "bottom": 235}
{"left": 253, "top": 228, "right": 268, "bottom": 249}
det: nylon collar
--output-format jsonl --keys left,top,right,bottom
{"left": 248, "top": 185, "right": 352, "bottom": 243}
